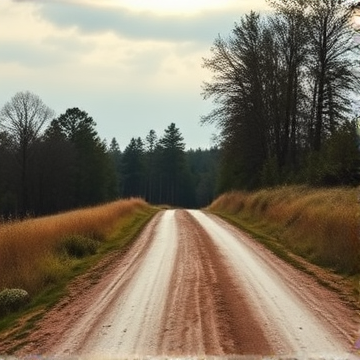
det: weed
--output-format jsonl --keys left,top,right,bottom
{"left": 57, "top": 235, "right": 100, "bottom": 258}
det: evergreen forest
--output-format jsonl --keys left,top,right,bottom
{"left": 0, "top": 97, "right": 219, "bottom": 216}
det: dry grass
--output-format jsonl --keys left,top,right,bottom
{"left": 0, "top": 198, "right": 149, "bottom": 295}
{"left": 208, "top": 186, "right": 360, "bottom": 274}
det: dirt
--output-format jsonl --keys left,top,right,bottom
{"left": 0, "top": 209, "right": 358, "bottom": 357}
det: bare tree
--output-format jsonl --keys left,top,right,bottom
{"left": 303, "top": 0, "right": 359, "bottom": 150}
{"left": 0, "top": 91, "right": 55, "bottom": 214}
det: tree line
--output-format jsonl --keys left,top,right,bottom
{"left": 0, "top": 91, "right": 219, "bottom": 217}
{"left": 2, "top": 0, "right": 359, "bottom": 217}
{"left": 202, "top": 0, "right": 360, "bottom": 191}
{"left": 111, "top": 124, "right": 219, "bottom": 208}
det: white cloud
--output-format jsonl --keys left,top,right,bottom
{"left": 36, "top": 2, "right": 238, "bottom": 43}
{"left": 0, "top": 0, "right": 268, "bottom": 148}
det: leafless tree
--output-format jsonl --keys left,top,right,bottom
{"left": 0, "top": 91, "right": 55, "bottom": 214}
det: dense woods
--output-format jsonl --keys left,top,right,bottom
{"left": 202, "top": 0, "right": 360, "bottom": 191}
{"left": 0, "top": 92, "right": 218, "bottom": 217}
{"left": 117, "top": 124, "right": 219, "bottom": 208}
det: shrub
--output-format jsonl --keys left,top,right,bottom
{"left": 58, "top": 235, "right": 100, "bottom": 258}
{"left": 0, "top": 288, "right": 29, "bottom": 315}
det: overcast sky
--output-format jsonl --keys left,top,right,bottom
{"left": 0, "top": 0, "right": 272, "bottom": 149}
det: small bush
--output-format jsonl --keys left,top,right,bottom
{"left": 0, "top": 288, "right": 29, "bottom": 315}
{"left": 58, "top": 235, "right": 100, "bottom": 258}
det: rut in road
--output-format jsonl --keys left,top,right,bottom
{"left": 11, "top": 209, "right": 356, "bottom": 357}
{"left": 51, "top": 210, "right": 272, "bottom": 356}
{"left": 188, "top": 210, "right": 355, "bottom": 355}
{"left": 158, "top": 210, "right": 272, "bottom": 355}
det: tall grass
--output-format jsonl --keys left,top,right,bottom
{"left": 208, "top": 186, "right": 359, "bottom": 274}
{"left": 0, "top": 198, "right": 150, "bottom": 296}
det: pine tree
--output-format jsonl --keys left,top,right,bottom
{"left": 158, "top": 123, "right": 186, "bottom": 205}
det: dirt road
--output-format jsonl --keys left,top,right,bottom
{"left": 10, "top": 210, "right": 358, "bottom": 357}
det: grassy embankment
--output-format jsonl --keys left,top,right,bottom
{"left": 207, "top": 186, "right": 359, "bottom": 294}
{"left": 0, "top": 198, "right": 157, "bottom": 329}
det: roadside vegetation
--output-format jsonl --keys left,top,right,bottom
{"left": 207, "top": 186, "right": 359, "bottom": 277}
{"left": 0, "top": 198, "right": 156, "bottom": 321}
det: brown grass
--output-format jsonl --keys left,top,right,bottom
{"left": 208, "top": 186, "right": 360, "bottom": 274}
{"left": 0, "top": 198, "right": 149, "bottom": 295}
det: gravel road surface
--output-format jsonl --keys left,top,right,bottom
{"left": 8, "top": 210, "right": 358, "bottom": 358}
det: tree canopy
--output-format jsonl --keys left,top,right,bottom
{"left": 202, "top": 0, "right": 360, "bottom": 190}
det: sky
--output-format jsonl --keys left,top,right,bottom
{"left": 0, "top": 0, "right": 271, "bottom": 150}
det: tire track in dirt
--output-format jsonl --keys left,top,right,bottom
{"left": 9, "top": 210, "right": 165, "bottom": 356}
{"left": 188, "top": 210, "right": 356, "bottom": 356}
{"left": 158, "top": 210, "right": 273, "bottom": 355}
{"left": 55, "top": 210, "right": 179, "bottom": 356}
{"left": 5, "top": 209, "right": 356, "bottom": 357}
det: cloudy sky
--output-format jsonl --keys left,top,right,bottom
{"left": 0, "top": 0, "right": 272, "bottom": 149}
